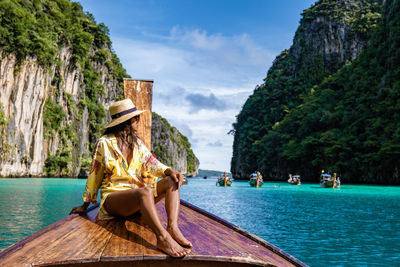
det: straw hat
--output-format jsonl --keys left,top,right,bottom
{"left": 105, "top": 99, "right": 145, "bottom": 128}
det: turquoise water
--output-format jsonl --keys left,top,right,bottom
{"left": 1, "top": 178, "right": 400, "bottom": 266}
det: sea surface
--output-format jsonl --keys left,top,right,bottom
{"left": 0, "top": 178, "right": 399, "bottom": 266}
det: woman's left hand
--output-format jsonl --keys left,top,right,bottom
{"left": 165, "top": 168, "right": 184, "bottom": 188}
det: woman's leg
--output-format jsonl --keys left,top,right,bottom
{"left": 155, "top": 177, "right": 192, "bottom": 247}
{"left": 103, "top": 187, "right": 190, "bottom": 257}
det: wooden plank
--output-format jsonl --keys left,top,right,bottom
{"left": 153, "top": 200, "right": 233, "bottom": 256}
{"left": 0, "top": 214, "right": 78, "bottom": 259}
{"left": 101, "top": 212, "right": 164, "bottom": 262}
{"left": 139, "top": 217, "right": 161, "bottom": 257}
{"left": 0, "top": 200, "right": 306, "bottom": 267}
{"left": 101, "top": 199, "right": 298, "bottom": 265}
{"left": 124, "top": 79, "right": 153, "bottom": 149}
{"left": 178, "top": 206, "right": 284, "bottom": 265}
{"left": 101, "top": 220, "right": 143, "bottom": 260}
{"left": 156, "top": 200, "right": 256, "bottom": 258}
{"left": 151, "top": 201, "right": 276, "bottom": 263}
{"left": 0, "top": 216, "right": 82, "bottom": 265}
{"left": 177, "top": 205, "right": 262, "bottom": 259}
{"left": 0, "top": 216, "right": 113, "bottom": 266}
{"left": 102, "top": 215, "right": 146, "bottom": 260}
{"left": 42, "top": 218, "right": 113, "bottom": 264}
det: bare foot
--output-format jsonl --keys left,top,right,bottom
{"left": 167, "top": 226, "right": 193, "bottom": 248}
{"left": 157, "top": 233, "right": 191, "bottom": 258}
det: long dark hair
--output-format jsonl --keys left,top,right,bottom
{"left": 103, "top": 117, "right": 139, "bottom": 148}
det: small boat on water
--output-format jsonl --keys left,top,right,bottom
{"left": 249, "top": 177, "right": 263, "bottom": 187}
{"left": 182, "top": 176, "right": 188, "bottom": 184}
{"left": 216, "top": 172, "right": 232, "bottom": 186}
{"left": 249, "top": 171, "right": 263, "bottom": 187}
{"left": 0, "top": 200, "right": 306, "bottom": 266}
{"left": 288, "top": 175, "right": 301, "bottom": 185}
{"left": 216, "top": 177, "right": 232, "bottom": 186}
{"left": 320, "top": 173, "right": 340, "bottom": 188}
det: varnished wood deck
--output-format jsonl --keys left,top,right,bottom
{"left": 0, "top": 200, "right": 307, "bottom": 267}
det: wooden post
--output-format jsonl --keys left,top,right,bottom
{"left": 123, "top": 79, "right": 153, "bottom": 149}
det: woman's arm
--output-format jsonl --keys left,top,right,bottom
{"left": 164, "top": 168, "right": 184, "bottom": 188}
{"left": 139, "top": 138, "right": 183, "bottom": 188}
{"left": 70, "top": 140, "right": 106, "bottom": 214}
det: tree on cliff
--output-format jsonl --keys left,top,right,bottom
{"left": 0, "top": 0, "right": 199, "bottom": 177}
{"left": 231, "top": 0, "right": 400, "bottom": 184}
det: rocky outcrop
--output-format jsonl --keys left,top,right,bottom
{"left": 0, "top": 0, "right": 199, "bottom": 178}
{"left": 0, "top": 46, "right": 122, "bottom": 177}
{"left": 231, "top": 0, "right": 383, "bottom": 179}
{"left": 151, "top": 113, "right": 199, "bottom": 177}
{"left": 0, "top": 52, "right": 48, "bottom": 176}
{"left": 0, "top": 47, "right": 199, "bottom": 177}
{"left": 291, "top": 0, "right": 381, "bottom": 77}
{"left": 0, "top": 0, "right": 129, "bottom": 177}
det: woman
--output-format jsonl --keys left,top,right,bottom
{"left": 70, "top": 99, "right": 192, "bottom": 258}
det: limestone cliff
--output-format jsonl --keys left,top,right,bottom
{"left": 231, "top": 0, "right": 383, "bottom": 179}
{"left": 0, "top": 45, "right": 122, "bottom": 177}
{"left": 0, "top": 0, "right": 199, "bottom": 178}
{"left": 151, "top": 113, "right": 199, "bottom": 177}
{"left": 0, "top": 0, "right": 128, "bottom": 177}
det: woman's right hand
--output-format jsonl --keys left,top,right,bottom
{"left": 69, "top": 203, "right": 89, "bottom": 215}
{"left": 164, "top": 168, "right": 184, "bottom": 189}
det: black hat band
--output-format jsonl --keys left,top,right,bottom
{"left": 111, "top": 107, "right": 137, "bottom": 119}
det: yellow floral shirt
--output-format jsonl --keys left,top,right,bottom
{"left": 82, "top": 134, "right": 169, "bottom": 206}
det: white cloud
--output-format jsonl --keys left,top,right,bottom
{"left": 173, "top": 27, "right": 225, "bottom": 51}
{"left": 111, "top": 28, "right": 275, "bottom": 171}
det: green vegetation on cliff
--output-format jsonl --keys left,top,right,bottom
{"left": 276, "top": 0, "right": 400, "bottom": 184}
{"left": 0, "top": 0, "right": 129, "bottom": 175}
{"left": 1, "top": 0, "right": 114, "bottom": 67}
{"left": 43, "top": 98, "right": 66, "bottom": 137}
{"left": 42, "top": 98, "right": 80, "bottom": 176}
{"left": 0, "top": 0, "right": 199, "bottom": 177}
{"left": 151, "top": 112, "right": 198, "bottom": 174}
{"left": 0, "top": 105, "right": 11, "bottom": 162}
{"left": 231, "top": 0, "right": 400, "bottom": 184}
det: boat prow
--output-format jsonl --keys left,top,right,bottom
{"left": 0, "top": 200, "right": 307, "bottom": 267}
{"left": 320, "top": 173, "right": 340, "bottom": 188}
{"left": 288, "top": 175, "right": 301, "bottom": 185}
{"left": 249, "top": 177, "right": 263, "bottom": 187}
{"left": 217, "top": 178, "right": 232, "bottom": 186}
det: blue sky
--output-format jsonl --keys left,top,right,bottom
{"left": 79, "top": 0, "right": 316, "bottom": 172}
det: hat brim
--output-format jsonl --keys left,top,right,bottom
{"left": 105, "top": 110, "right": 146, "bottom": 128}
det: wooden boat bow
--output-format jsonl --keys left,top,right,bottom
{"left": 0, "top": 200, "right": 307, "bottom": 267}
